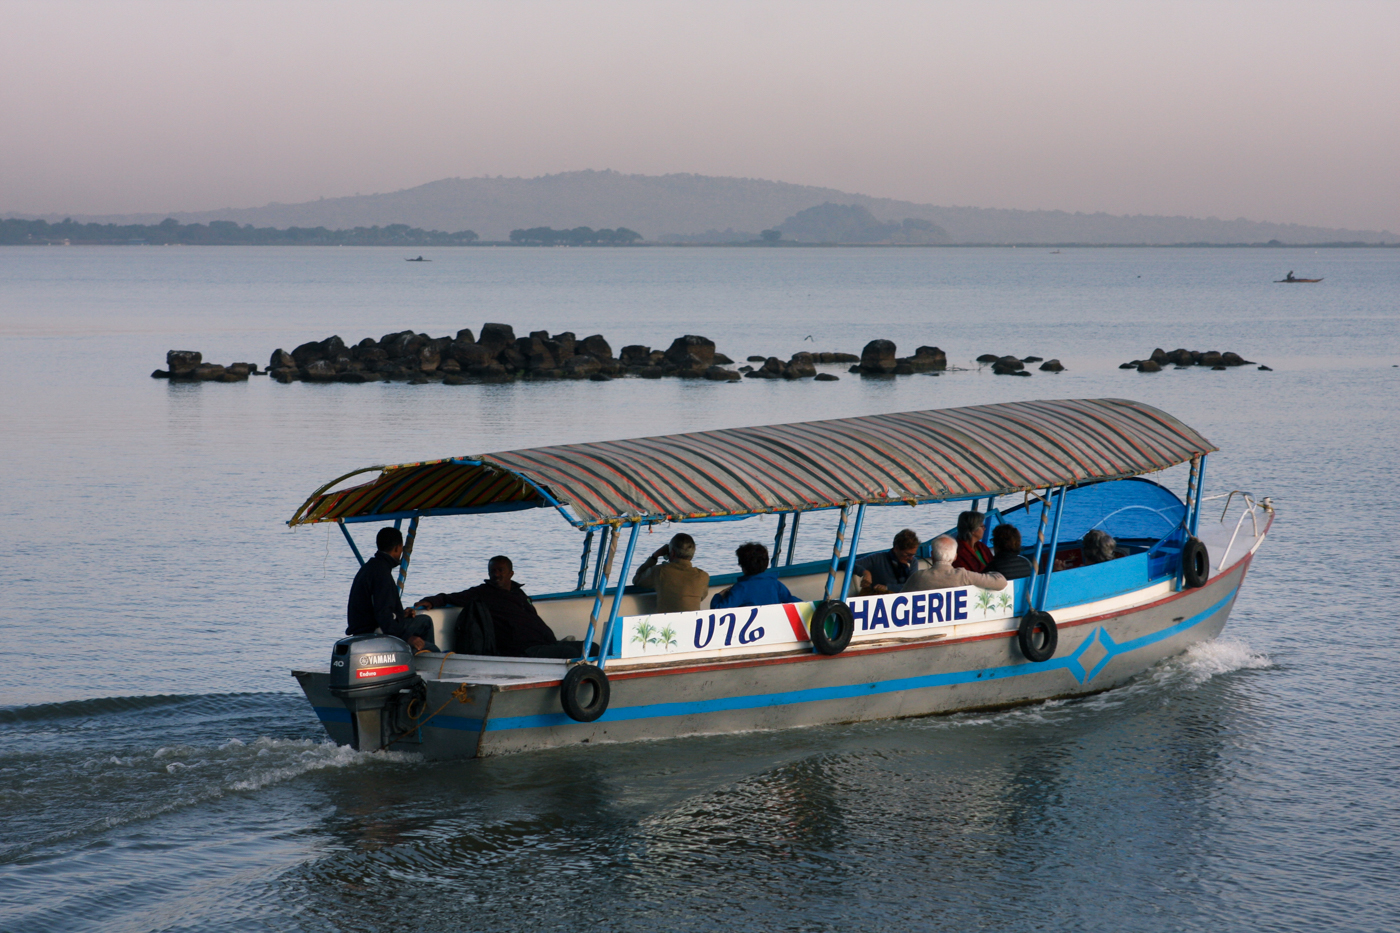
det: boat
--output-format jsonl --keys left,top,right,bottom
{"left": 405, "top": 256, "right": 430, "bottom": 262}
{"left": 290, "top": 398, "right": 1273, "bottom": 759}
{"left": 1276, "top": 274, "right": 1321, "bottom": 283}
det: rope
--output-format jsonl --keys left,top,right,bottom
{"left": 378, "top": 682, "right": 474, "bottom": 753}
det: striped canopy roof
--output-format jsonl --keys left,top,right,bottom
{"left": 288, "top": 398, "right": 1215, "bottom": 529}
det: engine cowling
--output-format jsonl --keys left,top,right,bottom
{"left": 329, "top": 634, "right": 420, "bottom": 751}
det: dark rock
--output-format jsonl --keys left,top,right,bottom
{"left": 357, "top": 337, "right": 377, "bottom": 349}
{"left": 151, "top": 369, "right": 170, "bottom": 379}
{"left": 378, "top": 330, "right": 413, "bottom": 354}
{"left": 467, "top": 360, "right": 509, "bottom": 379}
{"left": 589, "top": 373, "right": 613, "bottom": 382}
{"left": 269, "top": 348, "right": 294, "bottom": 370}
{"left": 636, "top": 367, "right": 665, "bottom": 379}
{"left": 291, "top": 341, "right": 323, "bottom": 365}
{"left": 1211, "top": 365, "right": 1227, "bottom": 371}
{"left": 337, "top": 372, "right": 372, "bottom": 383}
{"left": 814, "top": 372, "right": 840, "bottom": 381}
{"left": 443, "top": 374, "right": 467, "bottom": 386}
{"left": 476, "top": 323, "right": 517, "bottom": 355}
{"left": 1022, "top": 355, "right": 1044, "bottom": 363}
{"left": 992, "top": 357, "right": 1025, "bottom": 375}
{"left": 415, "top": 344, "right": 441, "bottom": 372}
{"left": 1258, "top": 364, "right": 1273, "bottom": 371}
{"left": 449, "top": 343, "right": 493, "bottom": 368}
{"left": 496, "top": 345, "right": 526, "bottom": 372}
{"left": 620, "top": 345, "right": 652, "bottom": 365}
{"left": 785, "top": 352, "right": 817, "bottom": 378}
{"left": 516, "top": 333, "right": 557, "bottom": 371}
{"left": 664, "top": 335, "right": 716, "bottom": 368}
{"left": 439, "top": 358, "right": 462, "bottom": 372}
{"left": 976, "top": 353, "right": 1001, "bottom": 363}
{"left": 1012, "top": 370, "right": 1032, "bottom": 377}
{"left": 713, "top": 353, "right": 734, "bottom": 365}
{"left": 831, "top": 352, "right": 860, "bottom": 362}
{"left": 225, "top": 362, "right": 251, "bottom": 379}
{"left": 192, "top": 363, "right": 226, "bottom": 381}
{"left": 1150, "top": 348, "right": 1168, "bottom": 364}
{"left": 356, "top": 346, "right": 388, "bottom": 362}
{"left": 1038, "top": 359, "right": 1065, "bottom": 372}
{"left": 747, "top": 355, "right": 767, "bottom": 362}
{"left": 760, "top": 357, "right": 787, "bottom": 377}
{"left": 1137, "top": 360, "right": 1162, "bottom": 373}
{"left": 270, "top": 367, "right": 298, "bottom": 383}
{"left": 900, "top": 346, "right": 947, "bottom": 373}
{"left": 564, "top": 354, "right": 602, "bottom": 378}
{"left": 1199, "top": 350, "right": 1223, "bottom": 367}
{"left": 407, "top": 376, "right": 430, "bottom": 385}
{"left": 167, "top": 350, "right": 202, "bottom": 375}
{"left": 648, "top": 350, "right": 667, "bottom": 366}
{"left": 745, "top": 369, "right": 778, "bottom": 379}
{"left": 849, "top": 364, "right": 862, "bottom": 373}
{"left": 894, "top": 362, "right": 915, "bottom": 375}
{"left": 302, "top": 360, "right": 337, "bottom": 381}
{"left": 704, "top": 365, "right": 743, "bottom": 382}
{"left": 217, "top": 372, "right": 245, "bottom": 382}
{"left": 455, "top": 328, "right": 475, "bottom": 345}
{"left": 551, "top": 332, "right": 576, "bottom": 361}
{"left": 816, "top": 352, "right": 834, "bottom": 363}
{"left": 1221, "top": 352, "right": 1248, "bottom": 366}
{"left": 1167, "top": 348, "right": 1194, "bottom": 366}
{"left": 738, "top": 365, "right": 754, "bottom": 373}
{"left": 1119, "top": 361, "right": 1139, "bottom": 369}
{"left": 859, "top": 339, "right": 898, "bottom": 375}
{"left": 579, "top": 334, "right": 613, "bottom": 360}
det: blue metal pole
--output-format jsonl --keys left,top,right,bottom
{"left": 822, "top": 506, "right": 851, "bottom": 601}
{"left": 338, "top": 520, "right": 365, "bottom": 567}
{"left": 785, "top": 512, "right": 801, "bottom": 566}
{"left": 1029, "top": 490, "right": 1052, "bottom": 582}
{"left": 1035, "top": 486, "right": 1068, "bottom": 611}
{"left": 396, "top": 514, "right": 419, "bottom": 594}
{"left": 772, "top": 513, "right": 788, "bottom": 566}
{"left": 575, "top": 530, "right": 595, "bottom": 590}
{"left": 839, "top": 503, "right": 867, "bottom": 602}
{"left": 578, "top": 525, "right": 619, "bottom": 662}
{"left": 1189, "top": 455, "right": 1207, "bottom": 537}
{"left": 596, "top": 522, "right": 642, "bottom": 670}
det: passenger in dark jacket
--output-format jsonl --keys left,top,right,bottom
{"left": 985, "top": 524, "right": 1034, "bottom": 581}
{"left": 711, "top": 542, "right": 795, "bottom": 609}
{"left": 415, "top": 555, "right": 557, "bottom": 657}
{"left": 347, "top": 527, "right": 439, "bottom": 651}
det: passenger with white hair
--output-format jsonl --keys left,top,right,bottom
{"left": 901, "top": 535, "right": 1008, "bottom": 593}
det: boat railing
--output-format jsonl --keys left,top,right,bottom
{"left": 1202, "top": 491, "right": 1270, "bottom": 571}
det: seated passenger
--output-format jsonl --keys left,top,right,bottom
{"left": 346, "top": 526, "right": 439, "bottom": 652}
{"left": 632, "top": 533, "right": 709, "bottom": 613}
{"left": 985, "top": 524, "right": 1034, "bottom": 580}
{"left": 711, "top": 542, "right": 795, "bottom": 609}
{"left": 902, "top": 535, "right": 1007, "bottom": 593}
{"left": 414, "top": 555, "right": 558, "bottom": 657}
{"left": 1082, "top": 529, "right": 1120, "bottom": 565}
{"left": 852, "top": 528, "right": 920, "bottom": 595}
{"left": 952, "top": 510, "right": 994, "bottom": 572}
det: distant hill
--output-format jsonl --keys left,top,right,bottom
{"left": 19, "top": 170, "right": 1398, "bottom": 245}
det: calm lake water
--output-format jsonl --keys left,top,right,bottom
{"left": 1, "top": 246, "right": 1398, "bottom": 932}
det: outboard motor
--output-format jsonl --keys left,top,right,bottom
{"left": 329, "top": 634, "right": 422, "bottom": 752}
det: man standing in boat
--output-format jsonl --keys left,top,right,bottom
{"left": 346, "top": 527, "right": 439, "bottom": 652}
{"left": 632, "top": 533, "right": 710, "bottom": 612}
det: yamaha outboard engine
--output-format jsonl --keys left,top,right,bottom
{"left": 329, "top": 634, "right": 422, "bottom": 752}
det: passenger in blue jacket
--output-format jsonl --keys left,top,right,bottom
{"left": 710, "top": 542, "right": 795, "bottom": 609}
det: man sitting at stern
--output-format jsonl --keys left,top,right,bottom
{"left": 902, "top": 535, "right": 1007, "bottom": 593}
{"left": 632, "top": 533, "right": 710, "bottom": 613}
{"left": 414, "top": 555, "right": 558, "bottom": 657}
{"left": 347, "top": 527, "right": 439, "bottom": 652}
{"left": 852, "top": 528, "right": 921, "bottom": 595}
{"left": 711, "top": 542, "right": 795, "bottom": 609}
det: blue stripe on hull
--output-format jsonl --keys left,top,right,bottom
{"left": 485, "top": 588, "right": 1237, "bottom": 733}
{"left": 313, "top": 704, "right": 485, "bottom": 732}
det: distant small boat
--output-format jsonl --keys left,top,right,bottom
{"left": 1275, "top": 272, "right": 1320, "bottom": 283}
{"left": 405, "top": 256, "right": 430, "bottom": 262}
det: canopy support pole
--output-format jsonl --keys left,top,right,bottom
{"left": 597, "top": 522, "right": 642, "bottom": 671}
{"left": 338, "top": 520, "right": 365, "bottom": 568}
{"left": 822, "top": 505, "right": 852, "bottom": 602}
{"left": 396, "top": 514, "right": 419, "bottom": 595}
{"left": 575, "top": 530, "right": 595, "bottom": 591}
{"left": 839, "top": 503, "right": 867, "bottom": 602}
{"left": 772, "top": 513, "right": 788, "bottom": 567}
{"left": 578, "top": 525, "right": 621, "bottom": 663}
{"left": 785, "top": 512, "right": 801, "bottom": 566}
{"left": 1190, "top": 455, "right": 1207, "bottom": 537}
{"left": 1182, "top": 456, "right": 1200, "bottom": 532}
{"left": 1034, "top": 487, "right": 1068, "bottom": 612}
{"left": 1029, "top": 490, "right": 1052, "bottom": 582}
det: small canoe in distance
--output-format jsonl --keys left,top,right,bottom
{"left": 1275, "top": 276, "right": 1321, "bottom": 283}
{"left": 405, "top": 256, "right": 431, "bottom": 262}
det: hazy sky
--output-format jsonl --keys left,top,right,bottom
{"left": 3, "top": 0, "right": 1397, "bottom": 231}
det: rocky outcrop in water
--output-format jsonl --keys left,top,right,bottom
{"left": 152, "top": 350, "right": 260, "bottom": 381}
{"left": 1120, "top": 347, "right": 1263, "bottom": 371}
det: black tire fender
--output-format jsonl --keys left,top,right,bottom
{"left": 809, "top": 600, "right": 855, "bottom": 655}
{"left": 560, "top": 664, "right": 610, "bottom": 722}
{"left": 1182, "top": 537, "right": 1210, "bottom": 588}
{"left": 1018, "top": 611, "right": 1058, "bottom": 663}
